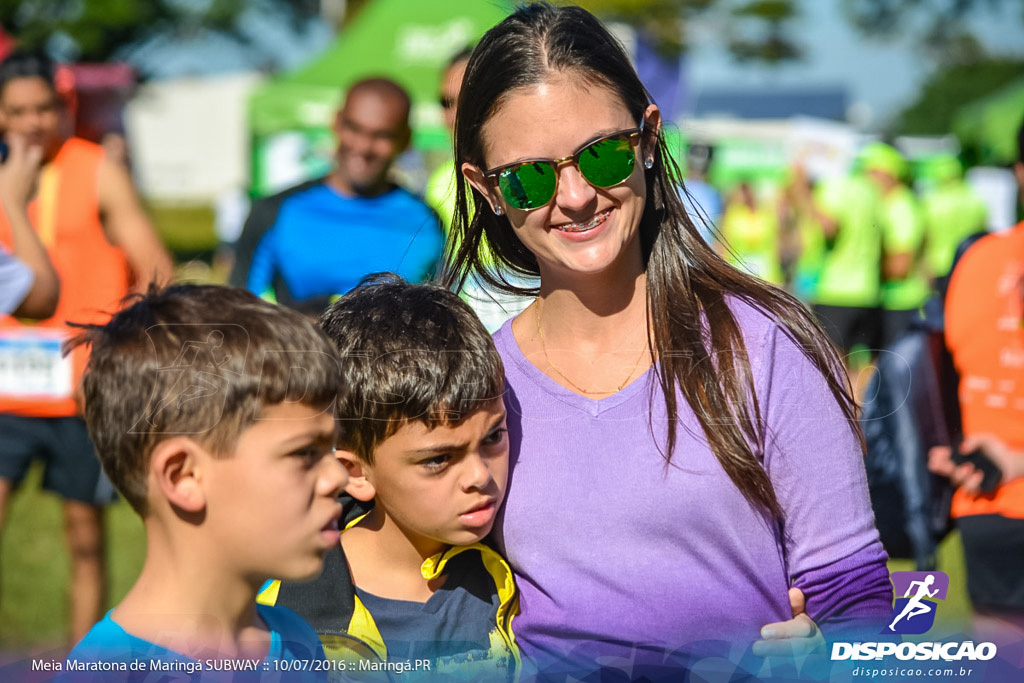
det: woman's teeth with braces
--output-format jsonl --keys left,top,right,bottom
{"left": 557, "top": 210, "right": 609, "bottom": 232}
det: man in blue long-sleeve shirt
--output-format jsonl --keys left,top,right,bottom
{"left": 230, "top": 78, "right": 443, "bottom": 314}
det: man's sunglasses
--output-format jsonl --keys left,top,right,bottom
{"left": 483, "top": 121, "right": 645, "bottom": 211}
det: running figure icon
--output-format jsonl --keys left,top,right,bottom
{"left": 888, "top": 573, "right": 940, "bottom": 631}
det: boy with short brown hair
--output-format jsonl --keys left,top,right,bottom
{"left": 64, "top": 284, "right": 347, "bottom": 678}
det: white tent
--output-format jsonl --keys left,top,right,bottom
{"left": 125, "top": 72, "right": 264, "bottom": 203}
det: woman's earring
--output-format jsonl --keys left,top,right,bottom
{"left": 644, "top": 157, "right": 654, "bottom": 169}
{"left": 494, "top": 205, "right": 503, "bottom": 216}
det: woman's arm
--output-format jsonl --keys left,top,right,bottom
{"left": 0, "top": 135, "right": 60, "bottom": 318}
{"left": 754, "top": 316, "right": 892, "bottom": 639}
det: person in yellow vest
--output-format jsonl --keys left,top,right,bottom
{"left": 0, "top": 50, "right": 174, "bottom": 644}
{"left": 425, "top": 47, "right": 473, "bottom": 232}
{"left": 778, "top": 164, "right": 827, "bottom": 304}
{"left": 861, "top": 142, "right": 929, "bottom": 348}
{"left": 718, "top": 178, "right": 785, "bottom": 287}
{"left": 920, "top": 153, "right": 987, "bottom": 288}
{"left": 425, "top": 48, "right": 532, "bottom": 332}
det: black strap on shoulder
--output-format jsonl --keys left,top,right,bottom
{"left": 227, "top": 177, "right": 327, "bottom": 289}
{"left": 276, "top": 543, "right": 356, "bottom": 633}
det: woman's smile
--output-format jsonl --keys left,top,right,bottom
{"left": 551, "top": 208, "right": 612, "bottom": 234}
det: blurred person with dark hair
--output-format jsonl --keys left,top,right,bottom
{"left": 426, "top": 48, "right": 532, "bottom": 332}
{"left": 230, "top": 77, "right": 443, "bottom": 316}
{"left": 929, "top": 115, "right": 1024, "bottom": 646}
{"left": 0, "top": 49, "right": 173, "bottom": 644}
{"left": 718, "top": 176, "right": 784, "bottom": 286}
{"left": 425, "top": 47, "right": 474, "bottom": 231}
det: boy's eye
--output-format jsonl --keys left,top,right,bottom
{"left": 291, "top": 447, "right": 326, "bottom": 465}
{"left": 482, "top": 427, "right": 508, "bottom": 447}
{"left": 419, "top": 454, "right": 451, "bottom": 473}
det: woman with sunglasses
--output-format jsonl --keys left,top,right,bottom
{"left": 444, "top": 3, "right": 891, "bottom": 680}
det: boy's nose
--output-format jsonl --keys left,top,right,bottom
{"left": 460, "top": 452, "right": 493, "bottom": 492}
{"left": 320, "top": 452, "right": 349, "bottom": 497}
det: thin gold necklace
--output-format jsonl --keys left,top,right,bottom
{"left": 534, "top": 298, "right": 650, "bottom": 396}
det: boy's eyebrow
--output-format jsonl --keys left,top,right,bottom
{"left": 278, "top": 426, "right": 339, "bottom": 449}
{"left": 410, "top": 410, "right": 507, "bottom": 455}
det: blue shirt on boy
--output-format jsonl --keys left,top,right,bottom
{"left": 62, "top": 604, "right": 326, "bottom": 682}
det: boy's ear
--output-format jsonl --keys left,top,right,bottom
{"left": 150, "top": 437, "right": 207, "bottom": 514}
{"left": 336, "top": 449, "right": 376, "bottom": 502}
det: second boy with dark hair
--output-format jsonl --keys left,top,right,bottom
{"left": 260, "top": 274, "right": 519, "bottom": 680}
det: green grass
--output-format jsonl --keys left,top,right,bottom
{"left": 147, "top": 203, "right": 219, "bottom": 259}
{"left": 0, "top": 464, "right": 146, "bottom": 649}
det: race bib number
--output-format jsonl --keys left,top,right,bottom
{"left": 0, "top": 329, "right": 74, "bottom": 400}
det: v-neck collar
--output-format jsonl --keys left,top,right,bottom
{"left": 495, "top": 319, "right": 655, "bottom": 417}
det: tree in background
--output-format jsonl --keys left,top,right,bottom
{"left": 841, "top": 1, "right": 1024, "bottom": 141}
{"left": 577, "top": 0, "right": 802, "bottom": 63}
{"left": 841, "top": 0, "right": 1023, "bottom": 65}
{"left": 0, "top": 0, "right": 321, "bottom": 71}
{"left": 894, "top": 57, "right": 1024, "bottom": 138}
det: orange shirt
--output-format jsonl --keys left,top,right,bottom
{"left": 0, "top": 137, "right": 129, "bottom": 417}
{"left": 944, "top": 221, "right": 1024, "bottom": 519}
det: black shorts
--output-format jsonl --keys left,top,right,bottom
{"left": 881, "top": 308, "right": 923, "bottom": 350}
{"left": 0, "top": 415, "right": 115, "bottom": 504}
{"left": 812, "top": 304, "right": 882, "bottom": 357}
{"left": 957, "top": 514, "right": 1024, "bottom": 613}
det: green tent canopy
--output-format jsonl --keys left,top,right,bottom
{"left": 249, "top": 0, "right": 512, "bottom": 195}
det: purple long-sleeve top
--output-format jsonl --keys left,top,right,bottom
{"left": 491, "top": 299, "right": 891, "bottom": 673}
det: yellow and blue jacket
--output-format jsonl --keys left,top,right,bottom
{"left": 258, "top": 520, "right": 519, "bottom": 682}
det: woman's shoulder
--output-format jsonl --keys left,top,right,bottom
{"left": 721, "top": 295, "right": 821, "bottom": 380}
{"left": 722, "top": 295, "right": 782, "bottom": 346}
{"left": 491, "top": 317, "right": 517, "bottom": 355}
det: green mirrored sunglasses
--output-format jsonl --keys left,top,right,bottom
{"left": 484, "top": 121, "right": 645, "bottom": 211}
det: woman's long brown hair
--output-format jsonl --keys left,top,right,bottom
{"left": 442, "top": 2, "right": 861, "bottom": 519}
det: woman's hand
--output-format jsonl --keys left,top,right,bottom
{"left": 0, "top": 134, "right": 43, "bottom": 211}
{"left": 752, "top": 587, "right": 825, "bottom": 657}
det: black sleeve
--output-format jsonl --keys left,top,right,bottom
{"left": 277, "top": 544, "right": 357, "bottom": 634}
{"left": 227, "top": 178, "right": 325, "bottom": 289}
